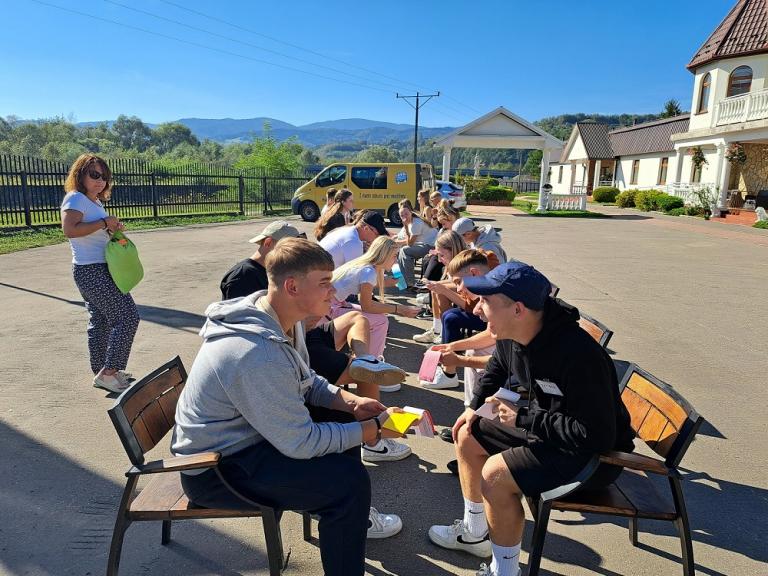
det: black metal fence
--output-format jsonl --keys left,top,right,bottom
{"left": 0, "top": 155, "right": 315, "bottom": 228}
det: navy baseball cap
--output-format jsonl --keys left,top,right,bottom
{"left": 462, "top": 261, "right": 551, "bottom": 311}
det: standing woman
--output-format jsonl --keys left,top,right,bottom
{"left": 60, "top": 154, "right": 140, "bottom": 393}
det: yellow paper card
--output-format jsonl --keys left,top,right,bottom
{"left": 382, "top": 412, "right": 420, "bottom": 434}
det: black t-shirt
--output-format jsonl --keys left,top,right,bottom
{"left": 220, "top": 258, "right": 268, "bottom": 300}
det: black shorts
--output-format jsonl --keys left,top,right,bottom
{"left": 305, "top": 323, "right": 349, "bottom": 385}
{"left": 469, "top": 417, "right": 622, "bottom": 496}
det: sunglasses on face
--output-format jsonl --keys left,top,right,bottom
{"left": 86, "top": 169, "right": 107, "bottom": 181}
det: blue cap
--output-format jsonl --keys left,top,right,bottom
{"left": 462, "top": 262, "right": 551, "bottom": 311}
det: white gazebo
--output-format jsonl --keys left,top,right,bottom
{"left": 434, "top": 107, "right": 564, "bottom": 211}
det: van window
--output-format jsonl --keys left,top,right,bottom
{"left": 352, "top": 167, "right": 388, "bottom": 189}
{"left": 317, "top": 165, "right": 347, "bottom": 188}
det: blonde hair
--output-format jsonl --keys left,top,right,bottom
{"left": 331, "top": 236, "right": 397, "bottom": 300}
{"left": 429, "top": 190, "right": 442, "bottom": 205}
{"left": 436, "top": 199, "right": 460, "bottom": 228}
{"left": 266, "top": 237, "right": 334, "bottom": 287}
{"left": 64, "top": 154, "right": 113, "bottom": 201}
{"left": 446, "top": 249, "right": 490, "bottom": 277}
{"left": 435, "top": 230, "right": 467, "bottom": 258}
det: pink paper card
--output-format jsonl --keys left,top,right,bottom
{"left": 418, "top": 349, "right": 442, "bottom": 383}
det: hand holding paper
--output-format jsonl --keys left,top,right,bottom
{"left": 381, "top": 406, "right": 435, "bottom": 437}
{"left": 474, "top": 388, "right": 521, "bottom": 421}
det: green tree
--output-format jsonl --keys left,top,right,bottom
{"left": 299, "top": 148, "right": 320, "bottom": 166}
{"left": 112, "top": 115, "right": 153, "bottom": 151}
{"left": 522, "top": 149, "right": 542, "bottom": 175}
{"left": 152, "top": 122, "right": 199, "bottom": 154}
{"left": 355, "top": 145, "right": 401, "bottom": 163}
{"left": 661, "top": 99, "right": 683, "bottom": 118}
{"left": 234, "top": 122, "right": 302, "bottom": 173}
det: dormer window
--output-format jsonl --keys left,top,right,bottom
{"left": 697, "top": 73, "right": 711, "bottom": 113}
{"left": 727, "top": 66, "right": 752, "bottom": 97}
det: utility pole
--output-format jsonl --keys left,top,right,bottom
{"left": 396, "top": 91, "right": 440, "bottom": 163}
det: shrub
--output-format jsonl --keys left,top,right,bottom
{"left": 665, "top": 207, "right": 687, "bottom": 216}
{"left": 657, "top": 194, "right": 684, "bottom": 212}
{"left": 754, "top": 220, "right": 768, "bottom": 229}
{"left": 615, "top": 190, "right": 637, "bottom": 208}
{"left": 634, "top": 189, "right": 665, "bottom": 211}
{"left": 506, "top": 189, "right": 516, "bottom": 202}
{"left": 592, "top": 186, "right": 620, "bottom": 203}
{"left": 478, "top": 185, "right": 511, "bottom": 202}
{"left": 487, "top": 177, "right": 499, "bottom": 187}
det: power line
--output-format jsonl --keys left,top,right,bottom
{"left": 397, "top": 92, "right": 440, "bottom": 162}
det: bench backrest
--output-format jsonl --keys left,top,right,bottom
{"left": 578, "top": 313, "right": 613, "bottom": 348}
{"left": 108, "top": 356, "right": 188, "bottom": 466}
{"left": 619, "top": 364, "right": 703, "bottom": 468}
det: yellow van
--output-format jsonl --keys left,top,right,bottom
{"left": 291, "top": 162, "right": 435, "bottom": 225}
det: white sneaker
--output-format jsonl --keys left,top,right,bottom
{"left": 413, "top": 329, "right": 441, "bottom": 344}
{"left": 421, "top": 368, "right": 459, "bottom": 389}
{"left": 476, "top": 564, "right": 521, "bottom": 576}
{"left": 362, "top": 438, "right": 412, "bottom": 462}
{"left": 93, "top": 374, "right": 129, "bottom": 394}
{"left": 379, "top": 382, "right": 402, "bottom": 393}
{"left": 368, "top": 507, "right": 402, "bottom": 539}
{"left": 349, "top": 355, "right": 406, "bottom": 387}
{"left": 416, "top": 293, "right": 430, "bottom": 305}
{"left": 429, "top": 519, "right": 491, "bottom": 557}
{"left": 115, "top": 371, "right": 134, "bottom": 387}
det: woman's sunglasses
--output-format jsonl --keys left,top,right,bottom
{"left": 86, "top": 169, "right": 107, "bottom": 181}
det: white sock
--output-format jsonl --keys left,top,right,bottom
{"left": 462, "top": 497, "right": 487, "bottom": 538}
{"left": 490, "top": 541, "right": 521, "bottom": 576}
{"left": 432, "top": 318, "right": 442, "bottom": 333}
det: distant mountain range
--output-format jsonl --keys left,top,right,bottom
{"left": 77, "top": 117, "right": 456, "bottom": 147}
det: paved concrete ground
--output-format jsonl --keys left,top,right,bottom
{"left": 1, "top": 209, "right": 766, "bottom": 576}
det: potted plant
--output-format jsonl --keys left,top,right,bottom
{"left": 725, "top": 142, "right": 747, "bottom": 165}
{"left": 691, "top": 146, "right": 708, "bottom": 170}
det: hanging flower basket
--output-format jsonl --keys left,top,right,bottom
{"left": 725, "top": 143, "right": 747, "bottom": 164}
{"left": 691, "top": 146, "right": 708, "bottom": 169}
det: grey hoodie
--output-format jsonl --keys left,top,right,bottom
{"left": 475, "top": 225, "right": 508, "bottom": 263}
{"left": 171, "top": 291, "right": 363, "bottom": 464}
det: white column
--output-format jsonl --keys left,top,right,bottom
{"left": 537, "top": 148, "right": 551, "bottom": 212}
{"left": 714, "top": 142, "right": 731, "bottom": 216}
{"left": 593, "top": 159, "right": 602, "bottom": 189}
{"left": 441, "top": 147, "right": 452, "bottom": 182}
{"left": 674, "top": 147, "right": 685, "bottom": 184}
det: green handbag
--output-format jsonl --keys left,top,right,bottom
{"left": 105, "top": 230, "right": 144, "bottom": 294}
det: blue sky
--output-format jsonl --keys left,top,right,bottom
{"left": 2, "top": 0, "right": 731, "bottom": 127}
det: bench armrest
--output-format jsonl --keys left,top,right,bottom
{"left": 599, "top": 451, "right": 671, "bottom": 476}
{"left": 127, "top": 452, "right": 221, "bottom": 476}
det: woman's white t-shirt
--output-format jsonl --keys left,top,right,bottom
{"left": 60, "top": 191, "right": 110, "bottom": 265}
{"left": 396, "top": 217, "right": 438, "bottom": 246}
{"left": 333, "top": 264, "right": 377, "bottom": 302}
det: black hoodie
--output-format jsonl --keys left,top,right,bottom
{"left": 472, "top": 299, "right": 635, "bottom": 456}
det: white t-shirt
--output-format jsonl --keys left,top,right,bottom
{"left": 396, "top": 217, "right": 438, "bottom": 246}
{"left": 319, "top": 226, "right": 364, "bottom": 268}
{"left": 333, "top": 265, "right": 377, "bottom": 302}
{"left": 60, "top": 191, "right": 110, "bottom": 265}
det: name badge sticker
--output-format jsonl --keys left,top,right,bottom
{"left": 536, "top": 379, "right": 563, "bottom": 396}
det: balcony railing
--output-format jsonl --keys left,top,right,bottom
{"left": 714, "top": 88, "right": 768, "bottom": 126}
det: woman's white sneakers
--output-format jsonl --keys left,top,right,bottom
{"left": 362, "top": 438, "right": 412, "bottom": 462}
{"left": 93, "top": 374, "right": 129, "bottom": 394}
{"left": 421, "top": 368, "right": 459, "bottom": 389}
{"left": 413, "top": 328, "right": 442, "bottom": 344}
{"left": 368, "top": 507, "right": 403, "bottom": 539}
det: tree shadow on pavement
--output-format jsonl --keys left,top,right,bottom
{"left": 0, "top": 281, "right": 206, "bottom": 333}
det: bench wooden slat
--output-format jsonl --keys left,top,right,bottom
{"left": 626, "top": 373, "right": 688, "bottom": 429}
{"left": 552, "top": 482, "right": 637, "bottom": 517}
{"left": 638, "top": 407, "right": 672, "bottom": 448}
{"left": 615, "top": 469, "right": 676, "bottom": 520}
{"left": 123, "top": 367, "right": 183, "bottom": 423}
{"left": 622, "top": 387, "right": 653, "bottom": 432}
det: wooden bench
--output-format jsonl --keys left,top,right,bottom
{"left": 524, "top": 363, "right": 704, "bottom": 576}
{"left": 106, "top": 357, "right": 311, "bottom": 576}
{"left": 578, "top": 312, "right": 613, "bottom": 348}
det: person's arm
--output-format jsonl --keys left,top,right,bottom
{"left": 433, "top": 328, "right": 495, "bottom": 353}
{"left": 358, "top": 282, "right": 420, "bottom": 318}
{"left": 61, "top": 209, "right": 119, "bottom": 238}
{"left": 427, "top": 280, "right": 464, "bottom": 307}
{"left": 439, "top": 351, "right": 491, "bottom": 370}
{"left": 469, "top": 343, "right": 509, "bottom": 410}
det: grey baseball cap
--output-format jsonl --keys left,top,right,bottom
{"left": 452, "top": 217, "right": 476, "bottom": 235}
{"left": 249, "top": 220, "right": 305, "bottom": 243}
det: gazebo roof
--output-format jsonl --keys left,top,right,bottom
{"left": 434, "top": 106, "right": 563, "bottom": 151}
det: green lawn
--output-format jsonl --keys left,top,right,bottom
{"left": 754, "top": 220, "right": 768, "bottom": 229}
{"left": 0, "top": 213, "right": 288, "bottom": 255}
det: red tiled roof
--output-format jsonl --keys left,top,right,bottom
{"left": 688, "top": 0, "right": 768, "bottom": 71}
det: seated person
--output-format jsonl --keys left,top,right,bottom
{"left": 173, "top": 239, "right": 410, "bottom": 576}
{"left": 452, "top": 217, "right": 508, "bottom": 264}
{"left": 320, "top": 187, "right": 339, "bottom": 216}
{"left": 220, "top": 220, "right": 305, "bottom": 300}
{"left": 394, "top": 200, "right": 438, "bottom": 292}
{"left": 319, "top": 210, "right": 389, "bottom": 268}
{"left": 428, "top": 262, "right": 635, "bottom": 576}
{"left": 418, "top": 249, "right": 496, "bottom": 389}
{"left": 315, "top": 189, "right": 355, "bottom": 240}
{"left": 416, "top": 200, "right": 462, "bottom": 292}
{"left": 413, "top": 231, "right": 467, "bottom": 344}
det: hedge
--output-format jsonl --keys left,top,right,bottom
{"left": 592, "top": 186, "right": 620, "bottom": 203}
{"left": 616, "top": 190, "right": 637, "bottom": 208}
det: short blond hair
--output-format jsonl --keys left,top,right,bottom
{"left": 265, "top": 238, "right": 334, "bottom": 287}
{"left": 446, "top": 249, "right": 489, "bottom": 277}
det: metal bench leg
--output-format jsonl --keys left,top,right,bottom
{"left": 161, "top": 520, "right": 172, "bottom": 545}
{"left": 262, "top": 507, "right": 286, "bottom": 576}
{"left": 526, "top": 500, "right": 551, "bottom": 576}
{"left": 670, "top": 477, "right": 694, "bottom": 576}
{"left": 302, "top": 512, "right": 312, "bottom": 542}
{"left": 628, "top": 517, "right": 638, "bottom": 546}
{"left": 107, "top": 479, "right": 137, "bottom": 576}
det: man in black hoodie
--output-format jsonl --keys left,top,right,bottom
{"left": 429, "top": 262, "right": 634, "bottom": 576}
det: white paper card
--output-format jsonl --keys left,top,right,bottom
{"left": 474, "top": 388, "right": 521, "bottom": 420}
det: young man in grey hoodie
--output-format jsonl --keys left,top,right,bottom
{"left": 452, "top": 217, "right": 508, "bottom": 264}
{"left": 172, "top": 238, "right": 408, "bottom": 576}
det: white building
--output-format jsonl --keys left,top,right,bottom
{"left": 553, "top": 0, "right": 768, "bottom": 214}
